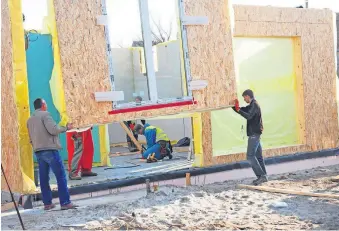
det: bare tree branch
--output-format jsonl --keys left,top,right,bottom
{"left": 131, "top": 15, "right": 175, "bottom": 47}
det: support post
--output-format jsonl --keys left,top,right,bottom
{"left": 186, "top": 173, "right": 191, "bottom": 186}
{"left": 119, "top": 122, "right": 142, "bottom": 151}
{"left": 145, "top": 179, "right": 151, "bottom": 194}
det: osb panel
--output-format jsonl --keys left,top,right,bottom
{"left": 55, "top": 0, "right": 236, "bottom": 127}
{"left": 233, "top": 5, "right": 333, "bottom": 24}
{"left": 1, "top": 0, "right": 23, "bottom": 192}
{"left": 184, "top": 0, "right": 237, "bottom": 108}
{"left": 202, "top": 5, "right": 339, "bottom": 166}
{"left": 53, "top": 0, "right": 112, "bottom": 127}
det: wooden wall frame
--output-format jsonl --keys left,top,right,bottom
{"left": 201, "top": 5, "right": 339, "bottom": 167}
{"left": 53, "top": 0, "right": 237, "bottom": 128}
{"left": 1, "top": 0, "right": 24, "bottom": 193}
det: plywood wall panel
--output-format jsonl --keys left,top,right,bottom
{"left": 233, "top": 5, "right": 332, "bottom": 24}
{"left": 202, "top": 5, "right": 339, "bottom": 166}
{"left": 1, "top": 0, "right": 23, "bottom": 192}
{"left": 53, "top": 0, "right": 112, "bottom": 127}
{"left": 53, "top": 0, "right": 236, "bottom": 127}
{"left": 184, "top": 0, "right": 237, "bottom": 109}
{"left": 234, "top": 22, "right": 302, "bottom": 37}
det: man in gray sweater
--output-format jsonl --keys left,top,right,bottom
{"left": 27, "top": 98, "right": 77, "bottom": 210}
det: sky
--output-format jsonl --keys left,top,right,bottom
{"left": 22, "top": 0, "right": 339, "bottom": 47}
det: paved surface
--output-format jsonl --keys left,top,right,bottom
{"left": 48, "top": 147, "right": 192, "bottom": 189}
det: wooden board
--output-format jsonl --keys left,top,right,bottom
{"left": 1, "top": 0, "right": 24, "bottom": 193}
{"left": 238, "top": 184, "right": 339, "bottom": 199}
{"left": 119, "top": 122, "right": 142, "bottom": 151}
{"left": 202, "top": 5, "right": 339, "bottom": 166}
{"left": 53, "top": 0, "right": 236, "bottom": 127}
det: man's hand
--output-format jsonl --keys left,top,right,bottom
{"left": 230, "top": 99, "right": 240, "bottom": 111}
{"left": 234, "top": 99, "right": 240, "bottom": 112}
{"left": 66, "top": 123, "right": 73, "bottom": 130}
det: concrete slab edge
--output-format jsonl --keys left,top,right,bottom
{"left": 33, "top": 148, "right": 339, "bottom": 201}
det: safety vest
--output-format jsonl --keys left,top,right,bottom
{"left": 145, "top": 125, "right": 169, "bottom": 142}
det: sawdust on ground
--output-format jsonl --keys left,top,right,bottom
{"left": 1, "top": 165, "right": 338, "bottom": 230}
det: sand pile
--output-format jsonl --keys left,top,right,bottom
{"left": 1, "top": 165, "right": 338, "bottom": 230}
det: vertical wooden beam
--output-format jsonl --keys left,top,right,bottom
{"left": 186, "top": 173, "right": 191, "bottom": 186}
{"left": 119, "top": 122, "right": 142, "bottom": 151}
{"left": 293, "top": 37, "right": 306, "bottom": 146}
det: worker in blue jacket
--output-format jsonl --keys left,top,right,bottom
{"left": 134, "top": 123, "right": 173, "bottom": 162}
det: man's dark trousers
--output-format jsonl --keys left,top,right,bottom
{"left": 35, "top": 150, "right": 71, "bottom": 206}
{"left": 247, "top": 134, "right": 267, "bottom": 177}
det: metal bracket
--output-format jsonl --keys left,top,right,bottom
{"left": 182, "top": 16, "right": 209, "bottom": 26}
{"left": 95, "top": 91, "right": 125, "bottom": 102}
{"left": 188, "top": 80, "right": 208, "bottom": 90}
{"left": 96, "top": 15, "right": 108, "bottom": 25}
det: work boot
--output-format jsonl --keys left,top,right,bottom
{"left": 127, "top": 142, "right": 138, "bottom": 152}
{"left": 81, "top": 171, "right": 98, "bottom": 177}
{"left": 44, "top": 203, "right": 56, "bottom": 211}
{"left": 253, "top": 175, "right": 268, "bottom": 186}
{"left": 61, "top": 203, "right": 79, "bottom": 210}
{"left": 252, "top": 176, "right": 260, "bottom": 184}
{"left": 130, "top": 147, "right": 139, "bottom": 152}
{"left": 69, "top": 173, "right": 82, "bottom": 180}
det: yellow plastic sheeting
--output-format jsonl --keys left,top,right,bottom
{"left": 21, "top": 168, "right": 36, "bottom": 192}
{"left": 99, "top": 125, "right": 112, "bottom": 167}
{"left": 192, "top": 113, "right": 203, "bottom": 167}
{"left": 44, "top": 0, "right": 69, "bottom": 127}
{"left": 9, "top": 0, "right": 36, "bottom": 192}
{"left": 212, "top": 37, "right": 300, "bottom": 156}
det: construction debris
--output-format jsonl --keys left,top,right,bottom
{"left": 237, "top": 184, "right": 339, "bottom": 199}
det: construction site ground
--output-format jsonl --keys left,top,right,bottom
{"left": 50, "top": 147, "right": 192, "bottom": 189}
{"left": 1, "top": 157, "right": 338, "bottom": 230}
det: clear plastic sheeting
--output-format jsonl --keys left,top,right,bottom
{"left": 212, "top": 37, "right": 300, "bottom": 156}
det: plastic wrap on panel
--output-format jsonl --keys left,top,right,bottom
{"left": 9, "top": 0, "right": 35, "bottom": 192}
{"left": 212, "top": 38, "right": 300, "bottom": 156}
{"left": 99, "top": 125, "right": 112, "bottom": 167}
{"left": 46, "top": 0, "right": 69, "bottom": 127}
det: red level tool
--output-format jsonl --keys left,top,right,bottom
{"left": 108, "top": 99, "right": 197, "bottom": 115}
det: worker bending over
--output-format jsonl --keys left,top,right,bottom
{"left": 134, "top": 124, "right": 173, "bottom": 162}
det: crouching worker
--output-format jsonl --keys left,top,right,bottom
{"left": 134, "top": 124, "right": 173, "bottom": 162}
